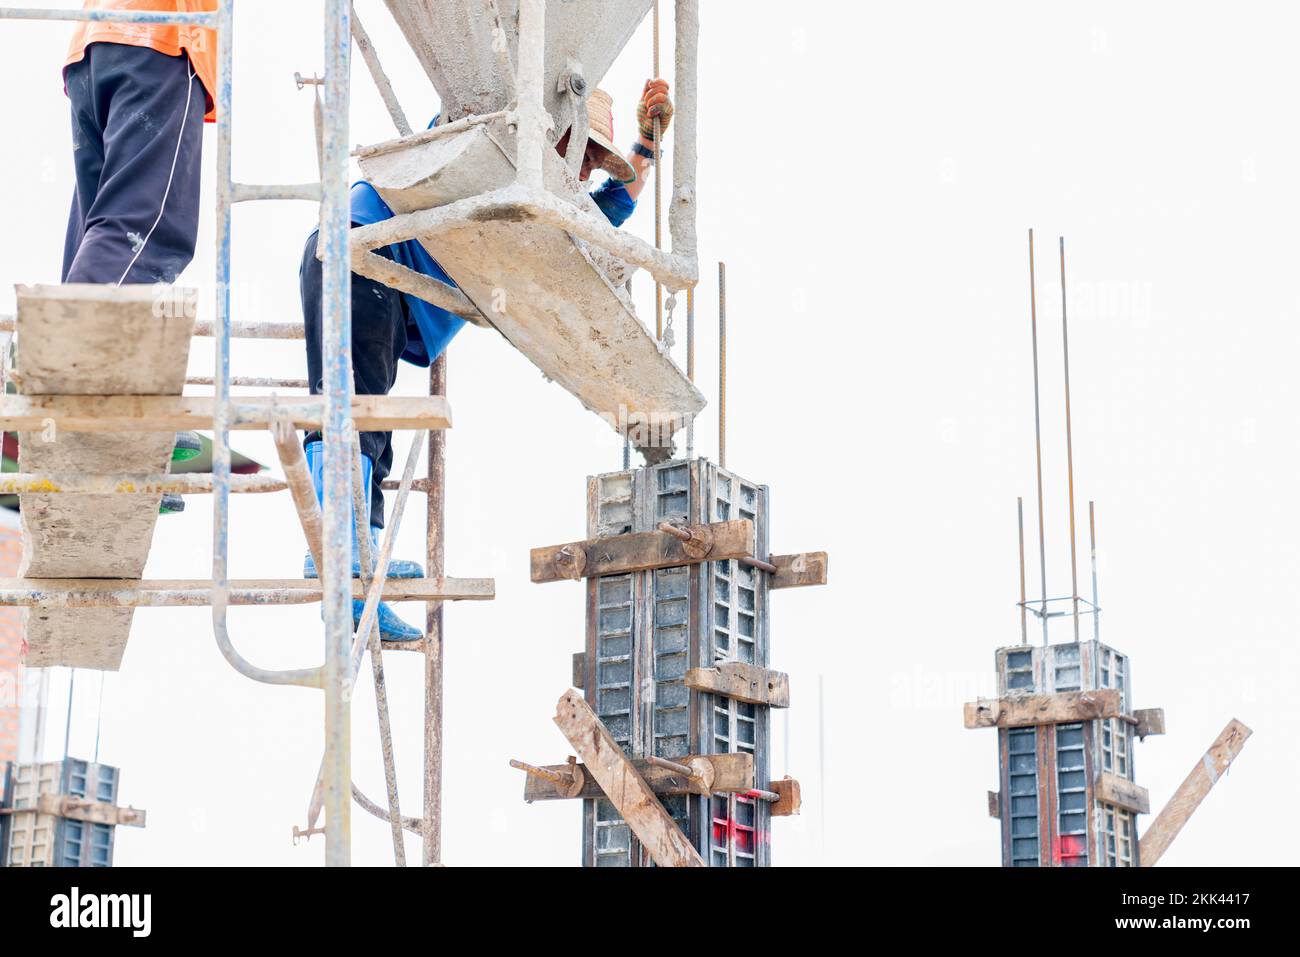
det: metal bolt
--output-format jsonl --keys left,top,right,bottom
{"left": 568, "top": 73, "right": 587, "bottom": 96}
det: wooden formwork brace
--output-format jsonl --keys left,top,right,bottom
{"left": 685, "top": 661, "right": 790, "bottom": 708}
{"left": 0, "top": 795, "right": 148, "bottom": 830}
{"left": 551, "top": 689, "right": 705, "bottom": 867}
{"left": 1140, "top": 718, "right": 1252, "bottom": 867}
{"left": 530, "top": 519, "right": 755, "bottom": 582}
{"left": 768, "top": 551, "right": 829, "bottom": 590}
{"left": 514, "top": 751, "right": 753, "bottom": 802}
{"left": 963, "top": 689, "right": 1123, "bottom": 729}
{"left": 37, "top": 795, "right": 147, "bottom": 828}
{"left": 1096, "top": 771, "right": 1151, "bottom": 815}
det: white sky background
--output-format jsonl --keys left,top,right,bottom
{"left": 2, "top": 0, "right": 1296, "bottom": 866}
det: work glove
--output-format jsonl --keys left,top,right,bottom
{"left": 637, "top": 78, "right": 674, "bottom": 140}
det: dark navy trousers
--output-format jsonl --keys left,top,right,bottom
{"left": 300, "top": 229, "right": 410, "bottom": 530}
{"left": 63, "top": 42, "right": 206, "bottom": 285}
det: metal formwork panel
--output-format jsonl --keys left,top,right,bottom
{"left": 581, "top": 459, "right": 771, "bottom": 867}
{"left": 2, "top": 761, "right": 61, "bottom": 866}
{"left": 1, "top": 759, "right": 121, "bottom": 867}
{"left": 993, "top": 640, "right": 1139, "bottom": 867}
{"left": 700, "top": 465, "right": 769, "bottom": 867}
{"left": 55, "top": 759, "right": 120, "bottom": 867}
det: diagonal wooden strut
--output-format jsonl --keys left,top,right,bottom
{"left": 1139, "top": 718, "right": 1251, "bottom": 867}
{"left": 551, "top": 689, "right": 704, "bottom": 867}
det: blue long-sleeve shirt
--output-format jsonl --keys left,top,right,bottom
{"left": 347, "top": 175, "right": 636, "bottom": 368}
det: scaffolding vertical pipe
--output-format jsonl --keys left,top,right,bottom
{"left": 319, "top": 0, "right": 355, "bottom": 867}
{"left": 670, "top": 0, "right": 698, "bottom": 265}
{"left": 1089, "top": 500, "right": 1100, "bottom": 641}
{"left": 514, "top": 0, "right": 547, "bottom": 191}
{"left": 718, "top": 262, "right": 726, "bottom": 469}
{"left": 423, "top": 357, "right": 447, "bottom": 866}
{"left": 1059, "top": 237, "right": 1080, "bottom": 642}
{"left": 211, "top": 0, "right": 234, "bottom": 687}
{"left": 686, "top": 285, "right": 695, "bottom": 459}
{"left": 1026, "top": 229, "right": 1048, "bottom": 644}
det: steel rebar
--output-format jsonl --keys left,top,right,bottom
{"left": 1059, "top": 237, "right": 1080, "bottom": 641}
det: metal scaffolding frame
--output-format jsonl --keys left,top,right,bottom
{"left": 0, "top": 1, "right": 470, "bottom": 868}
{"left": 0, "top": 0, "right": 701, "bottom": 866}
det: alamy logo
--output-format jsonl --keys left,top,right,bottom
{"left": 49, "top": 887, "right": 151, "bottom": 938}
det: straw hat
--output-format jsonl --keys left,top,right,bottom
{"left": 583, "top": 88, "right": 636, "bottom": 183}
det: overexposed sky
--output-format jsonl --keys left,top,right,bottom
{"left": 2, "top": 1, "right": 1295, "bottom": 866}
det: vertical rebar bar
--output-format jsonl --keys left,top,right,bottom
{"left": 718, "top": 261, "right": 726, "bottom": 468}
{"left": 62, "top": 669, "right": 74, "bottom": 761}
{"left": 423, "top": 356, "right": 446, "bottom": 866}
{"left": 320, "top": 0, "right": 354, "bottom": 867}
{"left": 1027, "top": 229, "right": 1048, "bottom": 644}
{"left": 1089, "top": 500, "right": 1100, "bottom": 641}
{"left": 1059, "top": 237, "right": 1080, "bottom": 642}
{"left": 686, "top": 285, "right": 695, "bottom": 459}
{"left": 1017, "top": 497, "right": 1028, "bottom": 645}
{"left": 818, "top": 672, "right": 826, "bottom": 863}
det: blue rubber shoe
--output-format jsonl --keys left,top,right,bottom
{"left": 355, "top": 598, "right": 423, "bottom": 642}
{"left": 302, "top": 441, "right": 425, "bottom": 642}
{"left": 301, "top": 442, "right": 424, "bottom": 579}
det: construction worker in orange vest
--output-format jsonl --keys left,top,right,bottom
{"left": 61, "top": 2, "right": 218, "bottom": 512}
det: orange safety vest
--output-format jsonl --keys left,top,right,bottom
{"left": 65, "top": 0, "right": 219, "bottom": 122}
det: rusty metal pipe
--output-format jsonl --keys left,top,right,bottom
{"left": 351, "top": 430, "right": 405, "bottom": 867}
{"left": 424, "top": 356, "right": 447, "bottom": 866}
{"left": 510, "top": 760, "right": 572, "bottom": 785}
{"left": 645, "top": 755, "right": 693, "bottom": 777}
{"left": 658, "top": 521, "right": 693, "bottom": 542}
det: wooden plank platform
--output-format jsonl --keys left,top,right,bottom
{"left": 14, "top": 284, "right": 195, "bottom": 670}
{"left": 0, "top": 394, "right": 452, "bottom": 433}
{"left": 1, "top": 577, "right": 495, "bottom": 608}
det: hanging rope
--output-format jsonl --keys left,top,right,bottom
{"left": 93, "top": 671, "right": 106, "bottom": 764}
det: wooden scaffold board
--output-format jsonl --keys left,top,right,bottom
{"left": 12, "top": 284, "right": 195, "bottom": 670}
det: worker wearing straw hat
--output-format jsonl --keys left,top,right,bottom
{"left": 297, "top": 80, "right": 674, "bottom": 641}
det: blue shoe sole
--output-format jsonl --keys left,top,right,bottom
{"left": 353, "top": 599, "right": 422, "bottom": 642}
{"left": 303, "top": 557, "right": 425, "bottom": 579}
